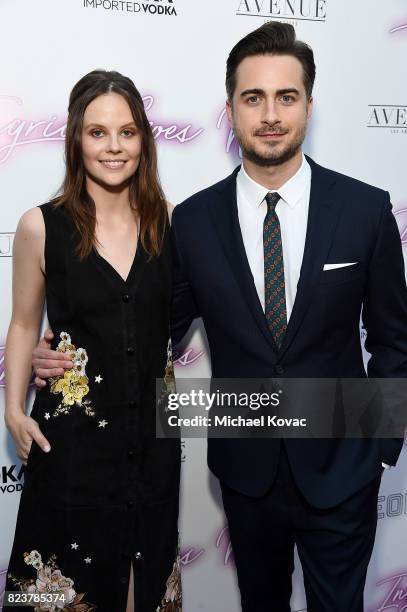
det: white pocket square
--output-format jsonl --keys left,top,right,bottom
{"left": 323, "top": 262, "right": 358, "bottom": 271}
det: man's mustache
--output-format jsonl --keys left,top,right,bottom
{"left": 253, "top": 125, "right": 288, "bottom": 136}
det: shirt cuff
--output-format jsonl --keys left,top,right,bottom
{"left": 382, "top": 462, "right": 392, "bottom": 469}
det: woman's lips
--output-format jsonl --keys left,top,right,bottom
{"left": 99, "top": 160, "right": 127, "bottom": 169}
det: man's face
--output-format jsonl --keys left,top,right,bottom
{"left": 227, "top": 54, "right": 313, "bottom": 167}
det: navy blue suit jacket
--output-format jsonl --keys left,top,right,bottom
{"left": 171, "top": 156, "right": 407, "bottom": 508}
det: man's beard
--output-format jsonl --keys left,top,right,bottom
{"left": 234, "top": 122, "right": 307, "bottom": 167}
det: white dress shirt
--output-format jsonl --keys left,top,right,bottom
{"left": 236, "top": 154, "right": 311, "bottom": 321}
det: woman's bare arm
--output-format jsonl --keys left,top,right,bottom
{"left": 4, "top": 208, "right": 51, "bottom": 462}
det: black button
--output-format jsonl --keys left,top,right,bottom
{"left": 127, "top": 501, "right": 134, "bottom": 509}
{"left": 275, "top": 365, "right": 284, "bottom": 375}
{"left": 120, "top": 576, "right": 128, "bottom": 584}
{"left": 128, "top": 450, "right": 135, "bottom": 459}
{"left": 126, "top": 347, "right": 135, "bottom": 355}
{"left": 128, "top": 401, "right": 136, "bottom": 410}
{"left": 122, "top": 294, "right": 130, "bottom": 303}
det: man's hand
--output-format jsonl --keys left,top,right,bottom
{"left": 5, "top": 412, "right": 51, "bottom": 464}
{"left": 33, "top": 328, "right": 73, "bottom": 388}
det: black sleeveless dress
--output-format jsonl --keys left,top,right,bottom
{"left": 6, "top": 203, "right": 182, "bottom": 612}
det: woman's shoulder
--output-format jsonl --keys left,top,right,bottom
{"left": 16, "top": 206, "right": 45, "bottom": 241}
{"left": 13, "top": 207, "right": 46, "bottom": 268}
{"left": 17, "top": 202, "right": 71, "bottom": 247}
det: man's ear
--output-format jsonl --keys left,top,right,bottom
{"left": 226, "top": 98, "right": 233, "bottom": 123}
{"left": 307, "top": 96, "right": 313, "bottom": 120}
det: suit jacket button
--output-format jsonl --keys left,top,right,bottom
{"left": 275, "top": 365, "right": 284, "bottom": 375}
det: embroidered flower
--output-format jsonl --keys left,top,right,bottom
{"left": 24, "top": 550, "right": 43, "bottom": 570}
{"left": 29, "top": 566, "right": 76, "bottom": 608}
{"left": 49, "top": 332, "right": 95, "bottom": 418}
{"left": 32, "top": 559, "right": 43, "bottom": 571}
{"left": 74, "top": 348, "right": 88, "bottom": 374}
{"left": 58, "top": 332, "right": 71, "bottom": 348}
{"left": 73, "top": 362, "right": 86, "bottom": 376}
{"left": 156, "top": 547, "right": 182, "bottom": 611}
{"left": 157, "top": 338, "right": 177, "bottom": 416}
{"left": 164, "top": 339, "right": 176, "bottom": 394}
{"left": 8, "top": 550, "right": 96, "bottom": 611}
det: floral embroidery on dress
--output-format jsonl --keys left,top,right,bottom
{"left": 157, "top": 338, "right": 177, "bottom": 415}
{"left": 7, "top": 550, "right": 96, "bottom": 611}
{"left": 156, "top": 547, "right": 182, "bottom": 612}
{"left": 164, "top": 338, "right": 176, "bottom": 394}
{"left": 49, "top": 332, "right": 95, "bottom": 418}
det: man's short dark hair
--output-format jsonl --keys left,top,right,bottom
{"left": 226, "top": 22, "right": 316, "bottom": 102}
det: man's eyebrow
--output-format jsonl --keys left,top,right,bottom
{"left": 240, "top": 87, "right": 301, "bottom": 98}
{"left": 240, "top": 88, "right": 265, "bottom": 98}
{"left": 276, "top": 88, "right": 300, "bottom": 96}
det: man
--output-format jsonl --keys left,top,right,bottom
{"left": 169, "top": 22, "right": 407, "bottom": 611}
{"left": 32, "top": 22, "right": 406, "bottom": 612}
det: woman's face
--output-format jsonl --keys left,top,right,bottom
{"left": 81, "top": 92, "right": 142, "bottom": 191}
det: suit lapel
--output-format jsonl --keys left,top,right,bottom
{"left": 278, "top": 157, "right": 342, "bottom": 357}
{"left": 208, "top": 168, "right": 279, "bottom": 354}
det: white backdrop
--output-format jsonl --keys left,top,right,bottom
{"left": 1, "top": 1, "right": 407, "bottom": 610}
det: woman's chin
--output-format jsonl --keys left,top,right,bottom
{"left": 86, "top": 171, "right": 134, "bottom": 192}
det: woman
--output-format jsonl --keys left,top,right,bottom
{"left": 4, "top": 70, "right": 181, "bottom": 612}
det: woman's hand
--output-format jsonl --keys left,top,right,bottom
{"left": 5, "top": 412, "right": 51, "bottom": 465}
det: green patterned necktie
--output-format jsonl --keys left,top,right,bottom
{"left": 263, "top": 192, "right": 287, "bottom": 349}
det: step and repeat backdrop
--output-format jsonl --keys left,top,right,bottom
{"left": 1, "top": 0, "right": 406, "bottom": 609}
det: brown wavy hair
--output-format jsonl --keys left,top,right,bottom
{"left": 55, "top": 70, "right": 167, "bottom": 259}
